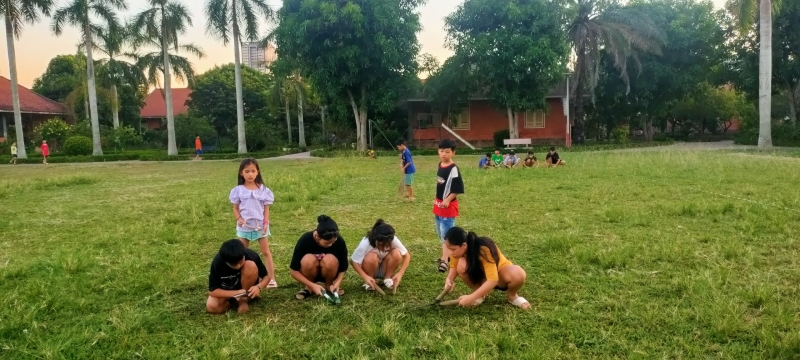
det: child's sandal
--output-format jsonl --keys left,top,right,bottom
{"left": 509, "top": 296, "right": 530, "bottom": 309}
{"left": 437, "top": 260, "right": 449, "bottom": 273}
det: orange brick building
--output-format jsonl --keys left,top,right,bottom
{"left": 139, "top": 88, "right": 192, "bottom": 130}
{"left": 405, "top": 80, "right": 571, "bottom": 148}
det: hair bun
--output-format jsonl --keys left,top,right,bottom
{"left": 317, "top": 215, "right": 331, "bottom": 224}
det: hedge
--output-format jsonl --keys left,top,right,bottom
{"left": 311, "top": 139, "right": 675, "bottom": 158}
{"left": 0, "top": 148, "right": 303, "bottom": 164}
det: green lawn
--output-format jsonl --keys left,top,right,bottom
{"left": 1, "top": 150, "right": 799, "bottom": 359}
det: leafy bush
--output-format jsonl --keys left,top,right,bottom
{"left": 246, "top": 117, "right": 284, "bottom": 152}
{"left": 175, "top": 114, "right": 217, "bottom": 149}
{"left": 493, "top": 129, "right": 510, "bottom": 149}
{"left": 735, "top": 123, "right": 800, "bottom": 147}
{"left": 69, "top": 120, "right": 93, "bottom": 138}
{"left": 33, "top": 118, "right": 71, "bottom": 151}
{"left": 611, "top": 125, "right": 629, "bottom": 144}
{"left": 102, "top": 126, "right": 143, "bottom": 151}
{"left": 63, "top": 136, "right": 93, "bottom": 156}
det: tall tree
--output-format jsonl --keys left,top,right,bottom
{"left": 424, "top": 55, "right": 475, "bottom": 124}
{"left": 445, "top": 0, "right": 569, "bottom": 139}
{"left": 728, "top": 0, "right": 782, "bottom": 149}
{"left": 274, "top": 0, "right": 423, "bottom": 151}
{"left": 772, "top": 0, "right": 799, "bottom": 123}
{"left": 566, "top": 0, "right": 663, "bottom": 144}
{"left": 82, "top": 25, "right": 144, "bottom": 128}
{"left": 52, "top": 0, "right": 126, "bottom": 156}
{"left": 205, "top": 0, "right": 274, "bottom": 154}
{"left": 131, "top": 0, "right": 201, "bottom": 156}
{"left": 2, "top": 0, "right": 54, "bottom": 159}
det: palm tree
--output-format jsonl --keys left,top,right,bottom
{"left": 728, "top": 0, "right": 782, "bottom": 149}
{"left": 131, "top": 0, "right": 201, "bottom": 156}
{"left": 2, "top": 0, "right": 54, "bottom": 159}
{"left": 205, "top": 0, "right": 275, "bottom": 154}
{"left": 566, "top": 0, "right": 663, "bottom": 143}
{"left": 53, "top": 0, "right": 126, "bottom": 156}
{"left": 267, "top": 76, "right": 293, "bottom": 144}
{"left": 84, "top": 26, "right": 145, "bottom": 129}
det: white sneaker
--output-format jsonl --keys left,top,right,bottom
{"left": 383, "top": 278, "right": 394, "bottom": 289}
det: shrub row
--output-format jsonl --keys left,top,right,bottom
{"left": 310, "top": 139, "right": 675, "bottom": 158}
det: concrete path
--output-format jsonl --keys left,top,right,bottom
{"left": 261, "top": 151, "right": 316, "bottom": 160}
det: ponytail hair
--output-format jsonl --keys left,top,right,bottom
{"left": 367, "top": 219, "right": 395, "bottom": 247}
{"left": 444, "top": 227, "right": 500, "bottom": 284}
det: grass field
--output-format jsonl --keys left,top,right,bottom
{"left": 1, "top": 150, "right": 800, "bottom": 359}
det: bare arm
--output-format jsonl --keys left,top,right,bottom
{"left": 290, "top": 270, "right": 322, "bottom": 293}
{"left": 208, "top": 289, "right": 246, "bottom": 298}
{"left": 332, "top": 271, "right": 345, "bottom": 292}
{"left": 232, "top": 204, "right": 243, "bottom": 225}
{"left": 466, "top": 280, "right": 497, "bottom": 303}
{"left": 397, "top": 252, "right": 411, "bottom": 276}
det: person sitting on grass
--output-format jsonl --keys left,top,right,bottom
{"left": 206, "top": 239, "right": 270, "bottom": 314}
{"left": 545, "top": 146, "right": 566, "bottom": 167}
{"left": 478, "top": 153, "right": 492, "bottom": 169}
{"left": 350, "top": 219, "right": 411, "bottom": 293}
{"left": 367, "top": 146, "right": 376, "bottom": 159}
{"left": 504, "top": 150, "right": 520, "bottom": 168}
{"left": 523, "top": 151, "right": 538, "bottom": 168}
{"left": 441, "top": 227, "right": 530, "bottom": 309}
{"left": 491, "top": 149, "right": 504, "bottom": 168}
{"left": 290, "top": 215, "right": 349, "bottom": 300}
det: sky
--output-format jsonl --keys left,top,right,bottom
{"left": 0, "top": 0, "right": 728, "bottom": 89}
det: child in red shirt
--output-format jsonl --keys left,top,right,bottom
{"left": 41, "top": 140, "right": 49, "bottom": 164}
{"left": 433, "top": 139, "right": 464, "bottom": 273}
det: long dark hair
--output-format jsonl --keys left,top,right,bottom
{"left": 445, "top": 227, "right": 500, "bottom": 284}
{"left": 237, "top": 158, "right": 264, "bottom": 186}
{"left": 366, "top": 219, "right": 395, "bottom": 247}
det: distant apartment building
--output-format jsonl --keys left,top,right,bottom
{"left": 241, "top": 42, "right": 277, "bottom": 73}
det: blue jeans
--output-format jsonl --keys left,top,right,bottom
{"left": 434, "top": 215, "right": 456, "bottom": 243}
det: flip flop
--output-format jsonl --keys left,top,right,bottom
{"left": 509, "top": 296, "right": 530, "bottom": 309}
{"left": 267, "top": 279, "right": 278, "bottom": 288}
{"left": 295, "top": 288, "right": 313, "bottom": 300}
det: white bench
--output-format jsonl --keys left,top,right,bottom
{"left": 503, "top": 138, "right": 532, "bottom": 148}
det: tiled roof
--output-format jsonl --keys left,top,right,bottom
{"left": 140, "top": 88, "right": 191, "bottom": 118}
{"left": 0, "top": 76, "right": 67, "bottom": 114}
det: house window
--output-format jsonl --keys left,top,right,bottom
{"left": 525, "top": 110, "right": 545, "bottom": 128}
{"left": 450, "top": 109, "right": 470, "bottom": 130}
{"left": 418, "top": 113, "right": 434, "bottom": 129}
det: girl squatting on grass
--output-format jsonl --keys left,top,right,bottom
{"left": 350, "top": 219, "right": 411, "bottom": 293}
{"left": 229, "top": 158, "right": 278, "bottom": 288}
{"left": 290, "top": 215, "right": 349, "bottom": 300}
{"left": 443, "top": 227, "right": 531, "bottom": 309}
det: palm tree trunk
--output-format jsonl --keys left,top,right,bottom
{"left": 284, "top": 95, "right": 292, "bottom": 144}
{"left": 321, "top": 104, "right": 327, "bottom": 139}
{"left": 573, "top": 76, "right": 586, "bottom": 145}
{"left": 112, "top": 84, "right": 120, "bottom": 129}
{"left": 787, "top": 82, "right": 798, "bottom": 125}
{"left": 84, "top": 23, "right": 103, "bottom": 156}
{"left": 296, "top": 83, "right": 306, "bottom": 148}
{"left": 162, "top": 17, "right": 177, "bottom": 156}
{"left": 233, "top": 14, "right": 247, "bottom": 153}
{"left": 757, "top": 0, "right": 773, "bottom": 149}
{"left": 5, "top": 14, "right": 26, "bottom": 158}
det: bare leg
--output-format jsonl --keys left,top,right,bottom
{"left": 239, "top": 238, "right": 249, "bottom": 250}
{"left": 319, "top": 254, "right": 340, "bottom": 290}
{"left": 382, "top": 249, "right": 402, "bottom": 279}
{"left": 456, "top": 257, "right": 482, "bottom": 291}
{"left": 362, "top": 251, "right": 380, "bottom": 278}
{"left": 206, "top": 296, "right": 232, "bottom": 314}
{"left": 299, "top": 254, "right": 321, "bottom": 287}
{"left": 406, "top": 185, "right": 414, "bottom": 200}
{"left": 497, "top": 265, "right": 530, "bottom": 309}
{"left": 237, "top": 260, "right": 258, "bottom": 313}
{"left": 257, "top": 237, "right": 276, "bottom": 286}
{"left": 441, "top": 243, "right": 451, "bottom": 263}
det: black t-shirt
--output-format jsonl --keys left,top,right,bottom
{"left": 436, "top": 163, "right": 465, "bottom": 201}
{"left": 289, "top": 231, "right": 349, "bottom": 274}
{"left": 546, "top": 152, "right": 560, "bottom": 163}
{"left": 208, "top": 248, "right": 268, "bottom": 291}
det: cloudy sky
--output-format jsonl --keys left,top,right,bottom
{"left": 0, "top": 0, "right": 727, "bottom": 88}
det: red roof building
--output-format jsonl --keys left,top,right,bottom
{"left": 140, "top": 88, "right": 192, "bottom": 130}
{"left": 0, "top": 76, "right": 69, "bottom": 142}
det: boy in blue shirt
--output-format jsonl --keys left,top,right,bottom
{"left": 479, "top": 153, "right": 492, "bottom": 169}
{"left": 396, "top": 138, "right": 416, "bottom": 201}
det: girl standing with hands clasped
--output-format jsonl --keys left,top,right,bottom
{"left": 229, "top": 158, "right": 278, "bottom": 288}
{"left": 442, "top": 227, "right": 530, "bottom": 309}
